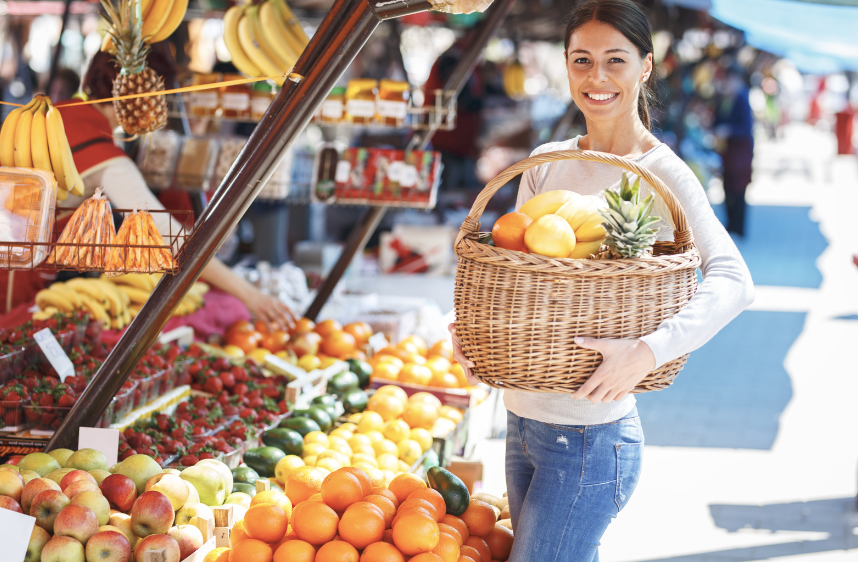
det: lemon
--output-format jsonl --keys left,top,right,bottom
{"left": 348, "top": 434, "right": 372, "bottom": 451}
{"left": 375, "top": 384, "right": 408, "bottom": 404}
{"left": 304, "top": 431, "right": 330, "bottom": 448}
{"left": 203, "top": 547, "right": 231, "bottom": 562}
{"left": 409, "top": 428, "right": 433, "bottom": 452}
{"left": 351, "top": 462, "right": 378, "bottom": 474}
{"left": 302, "top": 443, "right": 327, "bottom": 458}
{"left": 352, "top": 445, "right": 376, "bottom": 458}
{"left": 319, "top": 356, "right": 340, "bottom": 369}
{"left": 376, "top": 453, "right": 400, "bottom": 471}
{"left": 397, "top": 439, "right": 422, "bottom": 466}
{"left": 316, "top": 457, "right": 342, "bottom": 472}
{"left": 397, "top": 460, "right": 410, "bottom": 472}
{"left": 373, "top": 439, "right": 399, "bottom": 458}
{"left": 347, "top": 413, "right": 364, "bottom": 424}
{"left": 350, "top": 454, "right": 379, "bottom": 469}
{"left": 364, "top": 430, "right": 384, "bottom": 445}
{"left": 317, "top": 449, "right": 350, "bottom": 466}
{"left": 329, "top": 429, "right": 354, "bottom": 442}
{"left": 328, "top": 435, "right": 349, "bottom": 448}
{"left": 339, "top": 423, "right": 358, "bottom": 433}
{"left": 382, "top": 470, "right": 397, "bottom": 486}
{"left": 298, "top": 354, "right": 321, "bottom": 372}
{"left": 383, "top": 420, "right": 411, "bottom": 443}
{"left": 249, "top": 348, "right": 273, "bottom": 363}
{"left": 357, "top": 412, "right": 384, "bottom": 434}
{"left": 329, "top": 441, "right": 354, "bottom": 458}
{"left": 222, "top": 345, "right": 245, "bottom": 358}
{"left": 439, "top": 405, "right": 464, "bottom": 424}
{"left": 274, "top": 455, "right": 305, "bottom": 483}
{"left": 432, "top": 418, "right": 457, "bottom": 437}
{"left": 303, "top": 455, "right": 318, "bottom": 466}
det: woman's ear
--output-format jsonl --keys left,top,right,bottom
{"left": 642, "top": 52, "right": 654, "bottom": 82}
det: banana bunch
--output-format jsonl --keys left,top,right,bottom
{"left": 503, "top": 60, "right": 526, "bottom": 100}
{"left": 34, "top": 279, "right": 131, "bottom": 330}
{"left": 141, "top": 0, "right": 188, "bottom": 44}
{"left": 0, "top": 94, "right": 84, "bottom": 201}
{"left": 223, "top": 0, "right": 309, "bottom": 83}
{"left": 107, "top": 272, "right": 207, "bottom": 318}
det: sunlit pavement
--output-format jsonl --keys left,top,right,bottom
{"left": 473, "top": 123, "right": 858, "bottom": 561}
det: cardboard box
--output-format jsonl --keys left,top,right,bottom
{"left": 447, "top": 459, "right": 483, "bottom": 494}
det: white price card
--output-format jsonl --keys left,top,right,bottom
{"left": 0, "top": 507, "right": 36, "bottom": 562}
{"left": 34, "top": 328, "right": 74, "bottom": 382}
{"left": 79, "top": 427, "right": 120, "bottom": 467}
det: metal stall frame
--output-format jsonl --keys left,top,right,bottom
{"left": 47, "top": 0, "right": 515, "bottom": 450}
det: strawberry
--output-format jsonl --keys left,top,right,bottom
{"left": 180, "top": 455, "right": 199, "bottom": 467}
{"left": 39, "top": 394, "right": 55, "bottom": 407}
{"left": 203, "top": 377, "right": 223, "bottom": 395}
{"left": 58, "top": 395, "right": 76, "bottom": 408}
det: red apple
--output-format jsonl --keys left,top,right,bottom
{"left": 60, "top": 469, "right": 96, "bottom": 491}
{"left": 64, "top": 479, "right": 100, "bottom": 499}
{"left": 30, "top": 489, "right": 70, "bottom": 533}
{"left": 21, "top": 477, "right": 61, "bottom": 513}
{"left": 100, "top": 474, "right": 137, "bottom": 512}
{"left": 0, "top": 495, "right": 23, "bottom": 513}
{"left": 134, "top": 534, "right": 180, "bottom": 562}
{"left": 288, "top": 330, "right": 321, "bottom": 357}
{"left": 40, "top": 535, "right": 84, "bottom": 562}
{"left": 54, "top": 504, "right": 99, "bottom": 545}
{"left": 85, "top": 530, "right": 131, "bottom": 562}
{"left": 130, "top": 491, "right": 175, "bottom": 537}
{"left": 168, "top": 524, "right": 204, "bottom": 560}
{"left": 106, "top": 514, "right": 139, "bottom": 550}
{"left": 24, "top": 526, "right": 50, "bottom": 562}
{"left": 0, "top": 469, "right": 24, "bottom": 501}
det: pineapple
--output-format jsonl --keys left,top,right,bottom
{"left": 100, "top": 0, "right": 167, "bottom": 136}
{"left": 597, "top": 173, "right": 660, "bottom": 259}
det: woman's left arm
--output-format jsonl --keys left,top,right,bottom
{"left": 573, "top": 162, "right": 755, "bottom": 403}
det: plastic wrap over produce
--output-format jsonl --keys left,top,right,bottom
{"left": 430, "top": 0, "right": 493, "bottom": 14}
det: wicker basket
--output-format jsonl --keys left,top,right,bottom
{"left": 454, "top": 150, "right": 702, "bottom": 393}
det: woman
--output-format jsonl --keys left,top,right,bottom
{"left": 451, "top": 2, "right": 754, "bottom": 560}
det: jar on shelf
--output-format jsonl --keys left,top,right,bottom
{"left": 344, "top": 79, "right": 378, "bottom": 125}
{"left": 250, "top": 81, "right": 275, "bottom": 121}
{"left": 220, "top": 73, "right": 251, "bottom": 120}
{"left": 377, "top": 79, "right": 409, "bottom": 127}
{"left": 188, "top": 73, "right": 222, "bottom": 117}
{"left": 318, "top": 86, "right": 346, "bottom": 124}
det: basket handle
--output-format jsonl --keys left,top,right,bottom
{"left": 455, "top": 149, "right": 694, "bottom": 252}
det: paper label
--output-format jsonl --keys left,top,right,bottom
{"left": 191, "top": 92, "right": 219, "bottom": 109}
{"left": 79, "top": 427, "right": 120, "bottom": 467}
{"left": 387, "top": 161, "right": 404, "bottom": 183}
{"left": 335, "top": 160, "right": 352, "bottom": 184}
{"left": 251, "top": 96, "right": 271, "bottom": 116}
{"left": 346, "top": 99, "right": 376, "bottom": 118}
{"left": 321, "top": 100, "right": 344, "bottom": 119}
{"left": 400, "top": 165, "right": 418, "bottom": 188}
{"left": 34, "top": 328, "right": 74, "bottom": 382}
{"left": 368, "top": 332, "right": 389, "bottom": 352}
{"left": 0, "top": 508, "right": 36, "bottom": 562}
{"left": 221, "top": 93, "right": 250, "bottom": 111}
{"left": 377, "top": 99, "right": 408, "bottom": 120}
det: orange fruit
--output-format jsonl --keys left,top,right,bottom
{"left": 339, "top": 467, "right": 372, "bottom": 497}
{"left": 428, "top": 372, "right": 459, "bottom": 389}
{"left": 424, "top": 356, "right": 451, "bottom": 377}
{"left": 484, "top": 523, "right": 514, "bottom": 560}
{"left": 359, "top": 541, "right": 404, "bottom": 562}
{"left": 437, "top": 525, "right": 463, "bottom": 547}
{"left": 387, "top": 473, "right": 427, "bottom": 504}
{"left": 396, "top": 499, "right": 439, "bottom": 523}
{"left": 371, "top": 487, "right": 399, "bottom": 509}
{"left": 286, "top": 467, "right": 327, "bottom": 505}
{"left": 398, "top": 364, "right": 432, "bottom": 386}
{"left": 362, "top": 494, "right": 397, "bottom": 528}
{"left": 460, "top": 500, "right": 495, "bottom": 538}
{"left": 400, "top": 335, "right": 427, "bottom": 355}
{"left": 406, "top": 489, "right": 446, "bottom": 520}
{"left": 291, "top": 317, "right": 316, "bottom": 335}
{"left": 440, "top": 515, "right": 468, "bottom": 543}
{"left": 273, "top": 540, "right": 316, "bottom": 562}
{"left": 343, "top": 322, "right": 373, "bottom": 345}
{"left": 464, "top": 536, "right": 491, "bottom": 562}
{"left": 203, "top": 547, "right": 231, "bottom": 562}
{"left": 449, "top": 363, "right": 467, "bottom": 388}
{"left": 374, "top": 385, "right": 408, "bottom": 404}
{"left": 402, "top": 403, "right": 438, "bottom": 430}
{"left": 315, "top": 539, "right": 358, "bottom": 562}
{"left": 371, "top": 362, "right": 401, "bottom": 382}
{"left": 391, "top": 505, "right": 435, "bottom": 529}
{"left": 430, "top": 532, "right": 460, "bottom": 562}
{"left": 307, "top": 493, "right": 324, "bottom": 502}
{"left": 231, "top": 519, "right": 249, "bottom": 547}
{"left": 408, "top": 392, "right": 442, "bottom": 409}
{"left": 244, "top": 503, "right": 290, "bottom": 543}
{"left": 251, "top": 490, "right": 294, "bottom": 519}
{"left": 366, "top": 394, "right": 405, "bottom": 422}
{"left": 408, "top": 555, "right": 444, "bottom": 562}
{"left": 492, "top": 212, "right": 533, "bottom": 253}
{"left": 460, "top": 545, "right": 483, "bottom": 561}
{"left": 314, "top": 319, "right": 342, "bottom": 338}
{"left": 458, "top": 554, "right": 479, "bottom": 562}
{"left": 361, "top": 466, "right": 386, "bottom": 490}
{"left": 230, "top": 539, "right": 273, "bottom": 562}
{"left": 381, "top": 529, "right": 395, "bottom": 545}
{"left": 321, "top": 470, "right": 364, "bottom": 512}
{"left": 322, "top": 331, "right": 357, "bottom": 359}
{"left": 339, "top": 501, "right": 385, "bottom": 549}
{"left": 392, "top": 511, "right": 440, "bottom": 555}
{"left": 291, "top": 500, "right": 339, "bottom": 545}
{"left": 428, "top": 340, "right": 453, "bottom": 361}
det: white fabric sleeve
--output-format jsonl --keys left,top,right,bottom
{"left": 639, "top": 161, "right": 755, "bottom": 368}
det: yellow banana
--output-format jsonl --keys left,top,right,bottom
{"left": 141, "top": 0, "right": 156, "bottom": 19}
{"left": 249, "top": 4, "right": 292, "bottom": 71}
{"left": 116, "top": 285, "right": 151, "bottom": 305}
{"left": 13, "top": 99, "right": 38, "bottom": 167}
{"left": 123, "top": 307, "right": 134, "bottom": 322}
{"left": 148, "top": 0, "right": 188, "bottom": 43}
{"left": 45, "top": 104, "right": 68, "bottom": 193}
{"left": 35, "top": 289, "right": 75, "bottom": 313}
{"left": 30, "top": 99, "right": 52, "bottom": 174}
{"left": 258, "top": 0, "right": 299, "bottom": 68}
{"left": 237, "top": 7, "right": 281, "bottom": 77}
{"left": 111, "top": 273, "right": 156, "bottom": 291}
{"left": 93, "top": 279, "right": 125, "bottom": 317}
{"left": 79, "top": 293, "right": 110, "bottom": 325}
{"left": 141, "top": 0, "right": 175, "bottom": 41}
{"left": 271, "top": 0, "right": 309, "bottom": 51}
{"left": 49, "top": 282, "right": 83, "bottom": 309}
{"left": 66, "top": 278, "right": 108, "bottom": 307}
{"left": 223, "top": 5, "right": 262, "bottom": 77}
{"left": 0, "top": 101, "right": 32, "bottom": 166}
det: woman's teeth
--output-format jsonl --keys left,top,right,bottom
{"left": 586, "top": 93, "right": 617, "bottom": 101}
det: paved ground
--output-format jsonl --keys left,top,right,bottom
{"left": 468, "top": 123, "right": 858, "bottom": 561}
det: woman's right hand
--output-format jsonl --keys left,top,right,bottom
{"left": 449, "top": 323, "right": 481, "bottom": 386}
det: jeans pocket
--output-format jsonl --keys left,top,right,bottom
{"left": 614, "top": 442, "right": 643, "bottom": 511}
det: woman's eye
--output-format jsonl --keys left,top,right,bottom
{"left": 610, "top": 57, "right": 625, "bottom": 63}
{"left": 574, "top": 58, "right": 589, "bottom": 64}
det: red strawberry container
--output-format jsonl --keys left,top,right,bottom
{"left": 172, "top": 360, "right": 191, "bottom": 387}
{"left": 131, "top": 374, "right": 154, "bottom": 408}
{"left": 0, "top": 400, "right": 25, "bottom": 430}
{"left": 24, "top": 404, "right": 72, "bottom": 432}
{"left": 0, "top": 348, "right": 27, "bottom": 385}
{"left": 153, "top": 369, "right": 174, "bottom": 398}
{"left": 113, "top": 380, "right": 137, "bottom": 423}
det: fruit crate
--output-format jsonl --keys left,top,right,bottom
{"left": 285, "top": 361, "right": 350, "bottom": 409}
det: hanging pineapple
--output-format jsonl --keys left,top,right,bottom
{"left": 99, "top": 0, "right": 167, "bottom": 136}
{"left": 598, "top": 173, "right": 660, "bottom": 259}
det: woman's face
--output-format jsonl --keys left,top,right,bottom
{"left": 565, "top": 20, "right": 653, "bottom": 125}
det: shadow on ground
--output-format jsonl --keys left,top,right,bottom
{"left": 629, "top": 497, "right": 858, "bottom": 561}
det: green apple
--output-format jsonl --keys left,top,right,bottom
{"left": 106, "top": 513, "right": 139, "bottom": 550}
{"left": 196, "top": 460, "right": 232, "bottom": 502}
{"left": 145, "top": 473, "right": 189, "bottom": 511}
{"left": 224, "top": 492, "right": 252, "bottom": 509}
{"left": 0, "top": 464, "right": 20, "bottom": 472}
{"left": 230, "top": 503, "right": 248, "bottom": 522}
{"left": 47, "top": 449, "right": 75, "bottom": 467}
{"left": 88, "top": 469, "right": 111, "bottom": 485}
{"left": 24, "top": 525, "right": 50, "bottom": 562}
{"left": 163, "top": 468, "right": 182, "bottom": 476}
{"left": 116, "top": 455, "right": 162, "bottom": 495}
{"left": 65, "top": 449, "right": 109, "bottom": 472}
{"left": 108, "top": 463, "right": 120, "bottom": 474}
{"left": 18, "top": 453, "right": 61, "bottom": 477}
{"left": 44, "top": 468, "right": 75, "bottom": 486}
{"left": 175, "top": 502, "right": 214, "bottom": 526}
{"left": 184, "top": 480, "right": 200, "bottom": 504}
{"left": 21, "top": 470, "right": 40, "bottom": 484}
{"left": 180, "top": 466, "right": 225, "bottom": 506}
{"left": 71, "top": 490, "right": 111, "bottom": 526}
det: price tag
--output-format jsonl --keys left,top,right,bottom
{"left": 387, "top": 161, "right": 404, "bottom": 183}
{"left": 335, "top": 160, "right": 352, "bottom": 184}
{"left": 79, "top": 427, "right": 120, "bottom": 467}
{"left": 400, "top": 165, "right": 418, "bottom": 188}
{"left": 0, "top": 509, "right": 36, "bottom": 562}
{"left": 34, "top": 328, "right": 74, "bottom": 382}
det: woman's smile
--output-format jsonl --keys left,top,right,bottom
{"left": 583, "top": 91, "right": 620, "bottom": 104}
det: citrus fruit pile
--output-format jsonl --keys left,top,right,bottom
{"left": 369, "top": 335, "right": 471, "bottom": 390}
{"left": 362, "top": 386, "right": 465, "bottom": 442}
{"left": 206, "top": 465, "right": 514, "bottom": 562}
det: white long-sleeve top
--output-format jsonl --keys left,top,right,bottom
{"left": 503, "top": 137, "right": 755, "bottom": 425}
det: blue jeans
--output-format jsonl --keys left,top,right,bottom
{"left": 505, "top": 408, "right": 644, "bottom": 562}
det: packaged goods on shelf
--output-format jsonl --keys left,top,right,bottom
{"left": 47, "top": 188, "right": 116, "bottom": 268}
{"left": 137, "top": 129, "right": 182, "bottom": 189}
{"left": 377, "top": 79, "right": 409, "bottom": 126}
{"left": 344, "top": 78, "right": 378, "bottom": 124}
{"left": 250, "top": 81, "right": 276, "bottom": 120}
{"left": 212, "top": 136, "right": 248, "bottom": 189}
{"left": 104, "top": 209, "right": 175, "bottom": 275}
{"left": 258, "top": 146, "right": 294, "bottom": 200}
{"left": 232, "top": 261, "right": 310, "bottom": 313}
{"left": 188, "top": 72, "right": 222, "bottom": 117}
{"left": 221, "top": 73, "right": 252, "bottom": 120}
{"left": 318, "top": 86, "right": 346, "bottom": 123}
{"left": 0, "top": 167, "right": 57, "bottom": 268}
{"left": 176, "top": 137, "right": 219, "bottom": 191}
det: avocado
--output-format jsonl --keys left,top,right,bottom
{"left": 243, "top": 446, "right": 286, "bottom": 478}
{"left": 279, "top": 416, "right": 321, "bottom": 437}
{"left": 231, "top": 466, "right": 259, "bottom": 486}
{"left": 262, "top": 427, "right": 304, "bottom": 456}
{"left": 293, "top": 407, "right": 333, "bottom": 433}
{"left": 341, "top": 389, "right": 368, "bottom": 415}
{"left": 346, "top": 359, "right": 373, "bottom": 389}
{"left": 427, "top": 466, "right": 470, "bottom": 516}
{"left": 232, "top": 482, "right": 257, "bottom": 497}
{"left": 327, "top": 371, "right": 359, "bottom": 397}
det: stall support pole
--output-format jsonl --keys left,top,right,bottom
{"left": 304, "top": 0, "right": 517, "bottom": 321}
{"left": 47, "top": 0, "right": 435, "bottom": 450}
{"left": 46, "top": 0, "right": 73, "bottom": 94}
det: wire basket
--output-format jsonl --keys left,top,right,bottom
{"left": 453, "top": 150, "right": 702, "bottom": 394}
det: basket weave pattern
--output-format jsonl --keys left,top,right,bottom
{"left": 454, "top": 150, "right": 702, "bottom": 393}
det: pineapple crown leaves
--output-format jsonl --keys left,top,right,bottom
{"left": 599, "top": 172, "right": 661, "bottom": 258}
{"left": 99, "top": 0, "right": 151, "bottom": 75}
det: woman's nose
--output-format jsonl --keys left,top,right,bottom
{"left": 590, "top": 62, "right": 608, "bottom": 83}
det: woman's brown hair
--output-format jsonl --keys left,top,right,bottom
{"left": 563, "top": 0, "right": 657, "bottom": 130}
